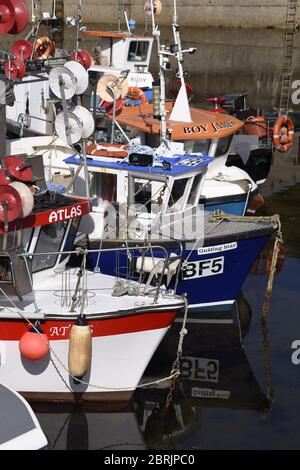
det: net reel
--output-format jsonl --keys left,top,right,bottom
{"left": 55, "top": 105, "right": 94, "bottom": 144}
{"left": 4, "top": 56, "right": 25, "bottom": 79}
{"left": 49, "top": 61, "right": 89, "bottom": 99}
{"left": 0, "top": 0, "right": 28, "bottom": 36}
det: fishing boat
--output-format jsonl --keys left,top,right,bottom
{"left": 0, "top": 153, "right": 184, "bottom": 402}
{"left": 0, "top": 382, "right": 47, "bottom": 449}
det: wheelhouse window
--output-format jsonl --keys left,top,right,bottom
{"left": 174, "top": 139, "right": 211, "bottom": 155}
{"left": 187, "top": 174, "right": 203, "bottom": 206}
{"left": 90, "top": 172, "right": 117, "bottom": 204}
{"left": 168, "top": 178, "right": 189, "bottom": 212}
{"left": 215, "top": 136, "right": 233, "bottom": 157}
{"left": 32, "top": 222, "right": 68, "bottom": 273}
{"left": 127, "top": 41, "right": 149, "bottom": 62}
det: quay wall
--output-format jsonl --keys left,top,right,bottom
{"left": 24, "top": 1, "right": 300, "bottom": 30}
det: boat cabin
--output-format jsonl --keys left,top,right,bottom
{"left": 65, "top": 151, "right": 213, "bottom": 240}
{"left": 107, "top": 102, "right": 245, "bottom": 174}
{"left": 84, "top": 31, "right": 154, "bottom": 90}
{"left": 0, "top": 191, "right": 90, "bottom": 312}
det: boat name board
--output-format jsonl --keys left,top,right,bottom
{"left": 48, "top": 205, "right": 83, "bottom": 223}
{"left": 197, "top": 242, "right": 237, "bottom": 255}
{"left": 183, "top": 120, "right": 236, "bottom": 135}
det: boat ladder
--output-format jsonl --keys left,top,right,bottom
{"left": 279, "top": 0, "right": 298, "bottom": 114}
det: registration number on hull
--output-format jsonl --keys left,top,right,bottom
{"left": 182, "top": 256, "right": 224, "bottom": 280}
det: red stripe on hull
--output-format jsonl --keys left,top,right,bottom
{"left": 0, "top": 311, "right": 177, "bottom": 341}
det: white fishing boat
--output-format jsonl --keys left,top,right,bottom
{"left": 0, "top": 154, "right": 184, "bottom": 402}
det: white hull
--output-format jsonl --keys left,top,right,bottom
{"left": 0, "top": 320, "right": 172, "bottom": 399}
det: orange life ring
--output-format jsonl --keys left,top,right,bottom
{"left": 34, "top": 36, "right": 53, "bottom": 60}
{"left": 126, "top": 87, "right": 148, "bottom": 105}
{"left": 273, "top": 115, "right": 294, "bottom": 153}
{"left": 86, "top": 143, "right": 129, "bottom": 158}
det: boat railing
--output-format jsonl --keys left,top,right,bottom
{"left": 20, "top": 243, "right": 184, "bottom": 305}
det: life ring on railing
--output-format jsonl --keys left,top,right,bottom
{"left": 34, "top": 36, "right": 53, "bottom": 60}
{"left": 86, "top": 143, "right": 129, "bottom": 158}
{"left": 273, "top": 115, "right": 295, "bottom": 153}
{"left": 125, "top": 87, "right": 148, "bottom": 105}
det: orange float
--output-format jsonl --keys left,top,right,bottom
{"left": 273, "top": 115, "right": 295, "bottom": 153}
{"left": 87, "top": 143, "right": 129, "bottom": 158}
{"left": 34, "top": 36, "right": 53, "bottom": 60}
{"left": 126, "top": 87, "right": 148, "bottom": 105}
{"left": 19, "top": 324, "right": 49, "bottom": 361}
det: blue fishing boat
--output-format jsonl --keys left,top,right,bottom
{"left": 65, "top": 145, "right": 278, "bottom": 312}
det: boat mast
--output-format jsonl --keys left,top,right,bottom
{"left": 149, "top": 1, "right": 167, "bottom": 144}
{"left": 169, "top": 0, "right": 193, "bottom": 123}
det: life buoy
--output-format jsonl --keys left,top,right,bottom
{"left": 86, "top": 143, "right": 129, "bottom": 158}
{"left": 273, "top": 115, "right": 294, "bottom": 153}
{"left": 34, "top": 36, "right": 54, "bottom": 60}
{"left": 126, "top": 87, "right": 148, "bottom": 105}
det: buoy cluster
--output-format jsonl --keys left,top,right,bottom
{"left": 0, "top": 0, "right": 29, "bottom": 80}
{"left": 0, "top": 155, "right": 34, "bottom": 223}
{"left": 19, "top": 315, "right": 92, "bottom": 383}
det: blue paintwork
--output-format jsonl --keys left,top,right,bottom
{"left": 65, "top": 154, "right": 214, "bottom": 177}
{"left": 85, "top": 234, "right": 271, "bottom": 312}
{"left": 205, "top": 200, "right": 246, "bottom": 216}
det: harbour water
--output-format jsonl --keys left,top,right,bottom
{"left": 18, "top": 23, "right": 299, "bottom": 450}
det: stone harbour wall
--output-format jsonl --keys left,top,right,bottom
{"left": 24, "top": 1, "right": 300, "bottom": 29}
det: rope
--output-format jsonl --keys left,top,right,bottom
{"left": 0, "top": 283, "right": 184, "bottom": 392}
{"left": 262, "top": 226, "right": 284, "bottom": 321}
{"left": 165, "top": 295, "right": 189, "bottom": 409}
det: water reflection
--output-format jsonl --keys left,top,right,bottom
{"left": 135, "top": 298, "right": 271, "bottom": 449}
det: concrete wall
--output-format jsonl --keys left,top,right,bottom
{"left": 25, "top": 0, "right": 300, "bottom": 29}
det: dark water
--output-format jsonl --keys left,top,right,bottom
{"left": 4, "top": 22, "right": 300, "bottom": 450}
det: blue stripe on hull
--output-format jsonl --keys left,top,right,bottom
{"left": 205, "top": 201, "right": 246, "bottom": 216}
{"left": 86, "top": 235, "right": 270, "bottom": 312}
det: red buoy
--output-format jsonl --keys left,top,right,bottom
{"left": 3, "top": 155, "right": 33, "bottom": 182}
{"left": 0, "top": 184, "right": 22, "bottom": 222}
{"left": 19, "top": 324, "right": 49, "bottom": 361}
{"left": 71, "top": 49, "right": 92, "bottom": 70}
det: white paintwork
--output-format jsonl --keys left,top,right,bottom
{"left": 0, "top": 257, "right": 181, "bottom": 394}
{"left": 6, "top": 73, "right": 54, "bottom": 136}
{"left": 0, "top": 384, "right": 47, "bottom": 450}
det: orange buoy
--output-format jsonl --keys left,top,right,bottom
{"left": 125, "top": 87, "right": 148, "bottom": 105}
{"left": 273, "top": 115, "right": 295, "bottom": 153}
{"left": 19, "top": 323, "right": 49, "bottom": 361}
{"left": 34, "top": 36, "right": 53, "bottom": 60}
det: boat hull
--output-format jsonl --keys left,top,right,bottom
{"left": 85, "top": 234, "right": 271, "bottom": 312}
{"left": 0, "top": 310, "right": 177, "bottom": 402}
